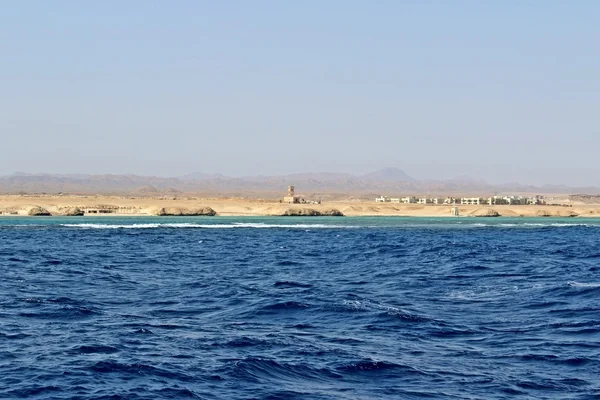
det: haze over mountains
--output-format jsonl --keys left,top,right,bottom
{"left": 1, "top": 168, "right": 598, "bottom": 197}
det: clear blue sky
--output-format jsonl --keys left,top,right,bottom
{"left": 1, "top": 1, "right": 598, "bottom": 185}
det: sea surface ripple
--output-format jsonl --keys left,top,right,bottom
{"left": 1, "top": 216, "right": 599, "bottom": 399}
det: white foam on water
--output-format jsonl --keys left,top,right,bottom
{"left": 20, "top": 221, "right": 600, "bottom": 230}
{"left": 567, "top": 281, "right": 600, "bottom": 288}
{"left": 232, "top": 222, "right": 347, "bottom": 229}
{"left": 59, "top": 222, "right": 356, "bottom": 229}
{"left": 4, "top": 224, "right": 46, "bottom": 228}
{"left": 528, "top": 223, "right": 598, "bottom": 227}
{"left": 467, "top": 222, "right": 598, "bottom": 228}
{"left": 549, "top": 223, "right": 593, "bottom": 227}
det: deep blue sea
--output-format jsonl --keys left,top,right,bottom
{"left": 1, "top": 216, "right": 599, "bottom": 399}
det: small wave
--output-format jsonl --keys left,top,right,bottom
{"left": 42, "top": 260, "right": 63, "bottom": 265}
{"left": 568, "top": 281, "right": 600, "bottom": 288}
{"left": 230, "top": 357, "right": 342, "bottom": 382}
{"left": 461, "top": 222, "right": 598, "bottom": 228}
{"left": 7, "top": 385, "right": 62, "bottom": 398}
{"left": 429, "top": 328, "right": 481, "bottom": 337}
{"left": 327, "top": 337, "right": 364, "bottom": 345}
{"left": 335, "top": 360, "right": 426, "bottom": 376}
{"left": 263, "top": 301, "right": 310, "bottom": 310}
{"left": 133, "top": 328, "right": 154, "bottom": 334}
{"left": 22, "top": 297, "right": 44, "bottom": 303}
{"left": 231, "top": 223, "right": 351, "bottom": 229}
{"left": 61, "top": 223, "right": 213, "bottom": 229}
{"left": 274, "top": 281, "right": 313, "bottom": 288}
{"left": 516, "top": 377, "right": 589, "bottom": 390}
{"left": 549, "top": 223, "right": 595, "bottom": 227}
{"left": 47, "top": 297, "right": 82, "bottom": 304}
{"left": 340, "top": 299, "right": 372, "bottom": 312}
{"left": 383, "top": 309, "right": 431, "bottom": 323}
{"left": 89, "top": 361, "right": 193, "bottom": 381}
{"left": 525, "top": 301, "right": 568, "bottom": 309}
{"left": 549, "top": 307, "right": 600, "bottom": 315}
{"left": 550, "top": 320, "right": 600, "bottom": 329}
{"left": 0, "top": 224, "right": 46, "bottom": 228}
{"left": 524, "top": 223, "right": 595, "bottom": 228}
{"left": 275, "top": 260, "right": 305, "bottom": 266}
{"left": 216, "top": 337, "right": 269, "bottom": 348}
{"left": 287, "top": 323, "right": 315, "bottom": 329}
{"left": 0, "top": 332, "right": 30, "bottom": 340}
{"left": 18, "top": 306, "right": 100, "bottom": 319}
{"left": 519, "top": 354, "right": 593, "bottom": 366}
{"left": 72, "top": 345, "right": 120, "bottom": 354}
{"left": 156, "top": 387, "right": 201, "bottom": 398}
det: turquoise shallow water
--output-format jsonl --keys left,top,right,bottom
{"left": 1, "top": 216, "right": 599, "bottom": 399}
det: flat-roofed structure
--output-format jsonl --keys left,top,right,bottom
{"left": 461, "top": 197, "right": 484, "bottom": 205}
{"left": 283, "top": 186, "right": 301, "bottom": 204}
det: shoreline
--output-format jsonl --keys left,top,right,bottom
{"left": 1, "top": 194, "right": 598, "bottom": 218}
{"left": 0, "top": 215, "right": 596, "bottom": 219}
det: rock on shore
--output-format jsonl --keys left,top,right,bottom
{"left": 27, "top": 206, "right": 52, "bottom": 216}
{"left": 153, "top": 207, "right": 217, "bottom": 216}
{"left": 321, "top": 209, "right": 345, "bottom": 216}
{"left": 55, "top": 207, "right": 85, "bottom": 216}
{"left": 556, "top": 210, "right": 578, "bottom": 217}
{"left": 281, "top": 208, "right": 344, "bottom": 216}
{"left": 470, "top": 208, "right": 500, "bottom": 217}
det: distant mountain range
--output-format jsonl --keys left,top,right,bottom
{"left": 361, "top": 167, "right": 416, "bottom": 182}
{"left": 1, "top": 168, "right": 598, "bottom": 198}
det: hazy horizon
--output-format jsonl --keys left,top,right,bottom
{"left": 4, "top": 167, "right": 600, "bottom": 189}
{"left": 2, "top": 1, "right": 598, "bottom": 186}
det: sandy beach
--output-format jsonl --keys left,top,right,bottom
{"left": 0, "top": 194, "right": 598, "bottom": 217}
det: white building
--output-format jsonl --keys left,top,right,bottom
{"left": 527, "top": 195, "right": 545, "bottom": 205}
{"left": 461, "top": 197, "right": 484, "bottom": 205}
{"left": 416, "top": 197, "right": 444, "bottom": 205}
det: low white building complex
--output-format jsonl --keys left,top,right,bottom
{"left": 461, "top": 197, "right": 484, "bottom": 205}
{"left": 375, "top": 194, "right": 546, "bottom": 206}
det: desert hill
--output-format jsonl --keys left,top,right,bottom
{"left": 0, "top": 168, "right": 598, "bottom": 198}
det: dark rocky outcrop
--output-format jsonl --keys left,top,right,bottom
{"left": 556, "top": 210, "right": 578, "bottom": 217}
{"left": 320, "top": 208, "right": 344, "bottom": 216}
{"left": 60, "top": 207, "right": 84, "bottom": 216}
{"left": 27, "top": 206, "right": 52, "bottom": 216}
{"left": 153, "top": 207, "right": 217, "bottom": 216}
{"left": 281, "top": 208, "right": 344, "bottom": 216}
{"left": 471, "top": 208, "right": 500, "bottom": 217}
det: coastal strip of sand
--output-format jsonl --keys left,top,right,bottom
{"left": 0, "top": 195, "right": 598, "bottom": 217}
